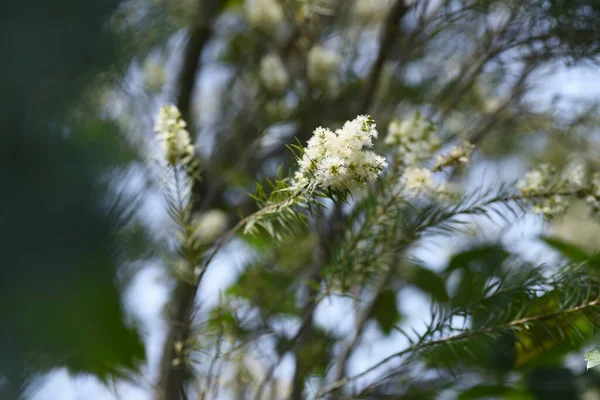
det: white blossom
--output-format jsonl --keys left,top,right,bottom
{"left": 293, "top": 115, "right": 387, "bottom": 191}
{"left": 260, "top": 54, "right": 289, "bottom": 94}
{"left": 307, "top": 45, "right": 341, "bottom": 87}
{"left": 585, "top": 172, "right": 600, "bottom": 211}
{"left": 401, "top": 167, "right": 436, "bottom": 195}
{"left": 433, "top": 141, "right": 475, "bottom": 171}
{"left": 191, "top": 209, "right": 228, "bottom": 247}
{"left": 385, "top": 114, "right": 440, "bottom": 166}
{"left": 517, "top": 168, "right": 547, "bottom": 197}
{"left": 562, "top": 160, "right": 586, "bottom": 189}
{"left": 154, "top": 104, "right": 195, "bottom": 167}
{"left": 517, "top": 163, "right": 587, "bottom": 219}
{"left": 532, "top": 195, "right": 569, "bottom": 219}
{"left": 245, "top": 0, "right": 284, "bottom": 31}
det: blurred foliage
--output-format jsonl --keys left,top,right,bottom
{"left": 0, "top": 0, "right": 146, "bottom": 397}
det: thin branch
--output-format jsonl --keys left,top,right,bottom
{"left": 156, "top": 1, "right": 226, "bottom": 399}
{"left": 315, "top": 297, "right": 600, "bottom": 398}
{"left": 252, "top": 290, "right": 329, "bottom": 400}
{"left": 359, "top": 0, "right": 410, "bottom": 113}
{"left": 329, "top": 267, "right": 392, "bottom": 385}
{"left": 289, "top": 204, "right": 344, "bottom": 400}
{"left": 467, "top": 60, "right": 536, "bottom": 146}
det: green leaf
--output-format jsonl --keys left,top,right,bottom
{"left": 446, "top": 245, "right": 510, "bottom": 274}
{"left": 458, "top": 384, "right": 510, "bottom": 399}
{"left": 227, "top": 265, "right": 299, "bottom": 317}
{"left": 370, "top": 290, "right": 402, "bottom": 335}
{"left": 586, "top": 347, "right": 600, "bottom": 369}
{"left": 459, "top": 386, "right": 535, "bottom": 400}
{"left": 295, "top": 327, "right": 334, "bottom": 377}
{"left": 526, "top": 367, "right": 579, "bottom": 400}
{"left": 542, "top": 237, "right": 590, "bottom": 262}
{"left": 402, "top": 265, "right": 449, "bottom": 302}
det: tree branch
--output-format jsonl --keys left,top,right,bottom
{"left": 359, "top": 0, "right": 410, "bottom": 113}
{"left": 289, "top": 204, "right": 344, "bottom": 400}
{"left": 156, "top": 2, "right": 225, "bottom": 399}
{"left": 328, "top": 266, "right": 392, "bottom": 387}
{"left": 315, "top": 296, "right": 600, "bottom": 398}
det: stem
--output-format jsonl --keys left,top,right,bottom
{"left": 359, "top": 0, "right": 410, "bottom": 113}
{"left": 289, "top": 204, "right": 344, "bottom": 400}
{"left": 329, "top": 266, "right": 392, "bottom": 386}
{"left": 156, "top": 2, "right": 225, "bottom": 398}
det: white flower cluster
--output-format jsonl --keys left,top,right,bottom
{"left": 385, "top": 115, "right": 440, "bottom": 167}
{"left": 307, "top": 45, "right": 341, "bottom": 89}
{"left": 385, "top": 113, "right": 473, "bottom": 202}
{"left": 293, "top": 115, "right": 387, "bottom": 191}
{"left": 244, "top": 0, "right": 284, "bottom": 31}
{"left": 585, "top": 173, "right": 600, "bottom": 212}
{"left": 400, "top": 167, "right": 459, "bottom": 201}
{"left": 433, "top": 141, "right": 475, "bottom": 171}
{"left": 260, "top": 54, "right": 289, "bottom": 95}
{"left": 401, "top": 167, "right": 435, "bottom": 194}
{"left": 517, "top": 162, "right": 595, "bottom": 219}
{"left": 154, "top": 105, "right": 196, "bottom": 168}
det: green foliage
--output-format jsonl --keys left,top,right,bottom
{"left": 401, "top": 264, "right": 449, "bottom": 303}
{"left": 526, "top": 367, "right": 579, "bottom": 400}
{"left": 370, "top": 289, "right": 403, "bottom": 335}
{"left": 542, "top": 236, "right": 591, "bottom": 262}
{"left": 586, "top": 347, "right": 600, "bottom": 370}
{"left": 227, "top": 263, "right": 300, "bottom": 317}
{"left": 0, "top": 0, "right": 148, "bottom": 395}
{"left": 458, "top": 384, "right": 532, "bottom": 400}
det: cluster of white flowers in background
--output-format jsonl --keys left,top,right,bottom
{"left": 191, "top": 209, "right": 228, "bottom": 247}
{"left": 585, "top": 173, "right": 600, "bottom": 212}
{"left": 401, "top": 167, "right": 436, "bottom": 194}
{"left": 307, "top": 45, "right": 341, "bottom": 89}
{"left": 260, "top": 54, "right": 289, "bottom": 95}
{"left": 433, "top": 141, "right": 475, "bottom": 171}
{"left": 244, "top": 0, "right": 284, "bottom": 31}
{"left": 517, "top": 162, "right": 600, "bottom": 219}
{"left": 385, "top": 114, "right": 440, "bottom": 167}
{"left": 154, "top": 105, "right": 196, "bottom": 168}
{"left": 385, "top": 112, "right": 474, "bottom": 202}
{"left": 293, "top": 115, "right": 387, "bottom": 191}
{"left": 400, "top": 167, "right": 460, "bottom": 201}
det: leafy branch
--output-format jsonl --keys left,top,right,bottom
{"left": 315, "top": 295, "right": 600, "bottom": 398}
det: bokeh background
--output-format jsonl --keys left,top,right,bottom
{"left": 4, "top": 0, "right": 600, "bottom": 399}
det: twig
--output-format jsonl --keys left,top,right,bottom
{"left": 288, "top": 204, "right": 344, "bottom": 400}
{"left": 467, "top": 60, "right": 536, "bottom": 146}
{"left": 359, "top": 0, "right": 410, "bottom": 113}
{"left": 328, "top": 266, "right": 392, "bottom": 386}
{"left": 252, "top": 290, "right": 329, "bottom": 400}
